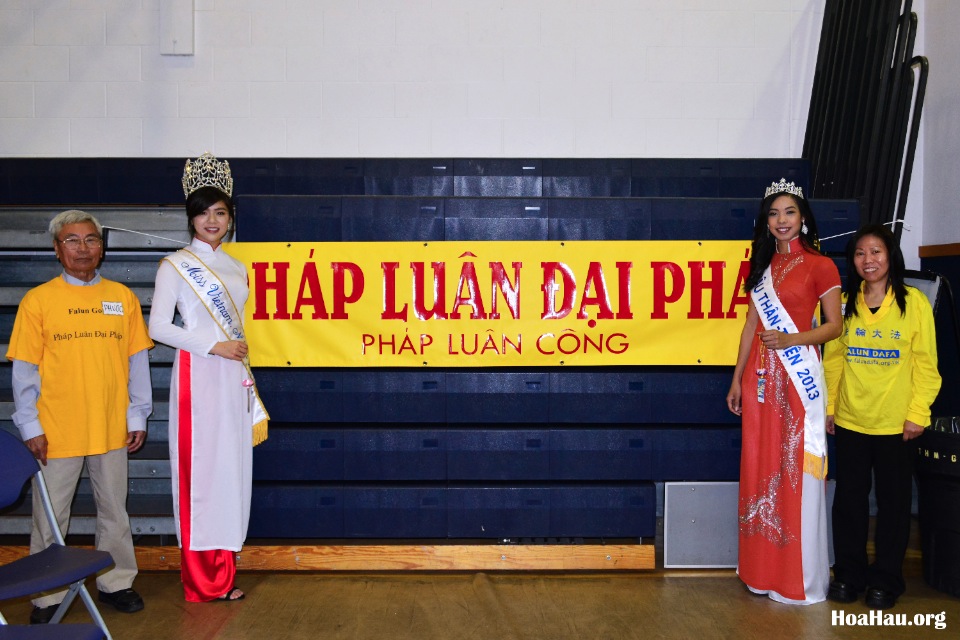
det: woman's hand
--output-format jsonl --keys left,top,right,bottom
{"left": 758, "top": 329, "right": 794, "bottom": 350}
{"left": 726, "top": 380, "right": 743, "bottom": 416}
{"left": 903, "top": 420, "right": 925, "bottom": 441}
{"left": 826, "top": 414, "right": 835, "bottom": 435}
{"left": 210, "top": 340, "right": 248, "bottom": 361}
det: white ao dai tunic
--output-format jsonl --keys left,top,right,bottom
{"left": 149, "top": 238, "right": 253, "bottom": 552}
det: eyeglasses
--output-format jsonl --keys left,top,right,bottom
{"left": 59, "top": 236, "right": 103, "bottom": 249}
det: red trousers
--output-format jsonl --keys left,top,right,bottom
{"left": 178, "top": 350, "right": 237, "bottom": 602}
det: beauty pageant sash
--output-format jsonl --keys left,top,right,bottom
{"left": 751, "top": 266, "right": 827, "bottom": 477}
{"left": 164, "top": 248, "right": 269, "bottom": 445}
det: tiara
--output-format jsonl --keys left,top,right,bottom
{"left": 182, "top": 152, "right": 233, "bottom": 198}
{"left": 764, "top": 178, "right": 803, "bottom": 199}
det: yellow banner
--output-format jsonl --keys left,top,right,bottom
{"left": 224, "top": 241, "right": 752, "bottom": 367}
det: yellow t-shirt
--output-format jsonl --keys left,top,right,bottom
{"left": 6, "top": 277, "right": 153, "bottom": 458}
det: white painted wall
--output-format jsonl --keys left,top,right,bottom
{"left": 2, "top": 0, "right": 945, "bottom": 258}
{"left": 0, "top": 0, "right": 825, "bottom": 159}
{"left": 922, "top": 0, "right": 960, "bottom": 247}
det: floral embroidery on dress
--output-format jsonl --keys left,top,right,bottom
{"left": 740, "top": 473, "right": 796, "bottom": 547}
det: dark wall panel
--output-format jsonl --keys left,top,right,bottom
{"left": 343, "top": 487, "right": 447, "bottom": 537}
{"left": 548, "top": 485, "right": 656, "bottom": 538}
{"left": 255, "top": 370, "right": 343, "bottom": 422}
{"left": 0, "top": 157, "right": 814, "bottom": 203}
{"left": 718, "top": 159, "right": 810, "bottom": 199}
{"left": 341, "top": 196, "right": 444, "bottom": 241}
{"left": 98, "top": 158, "right": 186, "bottom": 204}
{"left": 650, "top": 427, "right": 742, "bottom": 481}
{"left": 548, "top": 373, "right": 650, "bottom": 424}
{"left": 811, "top": 199, "right": 860, "bottom": 255}
{"left": 453, "top": 159, "right": 542, "bottom": 197}
{"left": 249, "top": 485, "right": 343, "bottom": 537}
{"left": 645, "top": 370, "right": 739, "bottom": 424}
{"left": 363, "top": 159, "right": 454, "bottom": 197}
{"left": 2, "top": 159, "right": 102, "bottom": 204}
{"left": 238, "top": 159, "right": 365, "bottom": 196}
{"left": 253, "top": 427, "right": 343, "bottom": 481}
{"left": 445, "top": 373, "right": 549, "bottom": 423}
{"left": 342, "top": 372, "right": 446, "bottom": 423}
{"left": 235, "top": 195, "right": 342, "bottom": 242}
{"left": 921, "top": 255, "right": 960, "bottom": 417}
{"left": 447, "top": 430, "right": 551, "bottom": 480}
{"left": 548, "top": 429, "right": 651, "bottom": 480}
{"left": 632, "top": 159, "right": 721, "bottom": 197}
{"left": 446, "top": 487, "right": 551, "bottom": 538}
{"left": 343, "top": 429, "right": 446, "bottom": 481}
{"left": 542, "top": 159, "right": 632, "bottom": 198}
{"left": 650, "top": 198, "right": 755, "bottom": 241}
{"left": 444, "top": 197, "right": 549, "bottom": 241}
{"left": 547, "top": 198, "right": 651, "bottom": 240}
{"left": 229, "top": 159, "right": 289, "bottom": 196}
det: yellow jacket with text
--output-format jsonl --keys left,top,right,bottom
{"left": 824, "top": 285, "right": 941, "bottom": 435}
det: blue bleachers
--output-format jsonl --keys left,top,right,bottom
{"left": 0, "top": 157, "right": 858, "bottom": 540}
{"left": 343, "top": 429, "right": 446, "bottom": 481}
{"left": 253, "top": 427, "right": 344, "bottom": 481}
{"left": 236, "top": 194, "right": 851, "bottom": 246}
{"left": 249, "top": 485, "right": 344, "bottom": 538}
{"left": 1, "top": 157, "right": 813, "bottom": 202}
{"left": 343, "top": 487, "right": 447, "bottom": 538}
{"left": 250, "top": 427, "right": 739, "bottom": 485}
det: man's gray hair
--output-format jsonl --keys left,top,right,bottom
{"left": 49, "top": 209, "right": 103, "bottom": 240}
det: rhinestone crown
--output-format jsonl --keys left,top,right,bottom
{"left": 764, "top": 178, "right": 803, "bottom": 199}
{"left": 182, "top": 152, "right": 233, "bottom": 198}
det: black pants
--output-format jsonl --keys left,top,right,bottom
{"left": 831, "top": 425, "right": 915, "bottom": 595}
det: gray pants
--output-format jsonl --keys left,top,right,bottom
{"left": 30, "top": 446, "right": 138, "bottom": 607}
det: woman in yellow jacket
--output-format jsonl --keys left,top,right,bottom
{"left": 824, "top": 224, "right": 941, "bottom": 610}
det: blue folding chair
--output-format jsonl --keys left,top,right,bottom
{"left": 0, "top": 429, "right": 112, "bottom": 639}
{"left": 0, "top": 624, "right": 105, "bottom": 640}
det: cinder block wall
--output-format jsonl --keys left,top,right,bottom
{"left": 0, "top": 0, "right": 825, "bottom": 158}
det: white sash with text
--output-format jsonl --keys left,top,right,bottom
{"left": 165, "top": 249, "right": 268, "bottom": 442}
{"left": 751, "top": 267, "right": 826, "bottom": 458}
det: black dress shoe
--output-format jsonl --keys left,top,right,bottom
{"left": 29, "top": 604, "right": 59, "bottom": 624}
{"left": 827, "top": 580, "right": 860, "bottom": 603}
{"left": 98, "top": 588, "right": 144, "bottom": 613}
{"left": 865, "top": 587, "right": 897, "bottom": 610}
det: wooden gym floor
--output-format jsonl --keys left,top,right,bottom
{"left": 3, "top": 525, "right": 957, "bottom": 639}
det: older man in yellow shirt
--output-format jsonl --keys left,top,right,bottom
{"left": 6, "top": 210, "right": 154, "bottom": 624}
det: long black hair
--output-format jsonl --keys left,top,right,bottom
{"left": 186, "top": 186, "right": 235, "bottom": 239}
{"left": 744, "top": 191, "right": 823, "bottom": 291}
{"left": 842, "top": 223, "right": 907, "bottom": 318}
